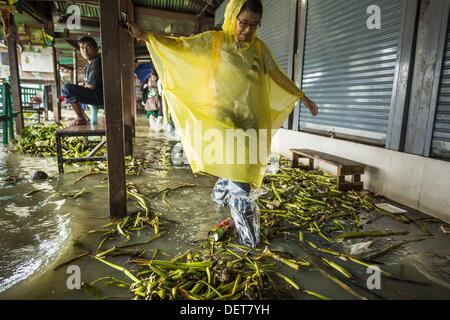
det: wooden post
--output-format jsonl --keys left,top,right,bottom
{"left": 7, "top": 13, "right": 24, "bottom": 135}
{"left": 73, "top": 49, "right": 78, "bottom": 84}
{"left": 52, "top": 45, "right": 61, "bottom": 123}
{"left": 43, "top": 85, "right": 49, "bottom": 121}
{"left": 119, "top": 0, "right": 134, "bottom": 155}
{"left": 405, "top": 0, "right": 447, "bottom": 155}
{"left": 100, "top": 0, "right": 127, "bottom": 218}
{"left": 130, "top": 3, "right": 137, "bottom": 138}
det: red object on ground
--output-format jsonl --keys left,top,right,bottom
{"left": 215, "top": 217, "right": 234, "bottom": 229}
{"left": 208, "top": 218, "right": 235, "bottom": 242}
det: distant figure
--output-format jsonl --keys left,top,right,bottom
{"left": 144, "top": 70, "right": 163, "bottom": 131}
{"left": 61, "top": 36, "right": 103, "bottom": 126}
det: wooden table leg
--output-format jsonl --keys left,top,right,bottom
{"left": 55, "top": 135, "right": 64, "bottom": 173}
{"left": 292, "top": 153, "right": 299, "bottom": 168}
{"left": 351, "top": 174, "right": 363, "bottom": 191}
{"left": 337, "top": 175, "right": 345, "bottom": 190}
{"left": 308, "top": 158, "right": 314, "bottom": 170}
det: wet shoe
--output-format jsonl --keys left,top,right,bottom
{"left": 211, "top": 178, "right": 230, "bottom": 207}
{"left": 229, "top": 195, "right": 260, "bottom": 248}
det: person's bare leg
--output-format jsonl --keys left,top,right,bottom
{"left": 70, "top": 101, "right": 89, "bottom": 126}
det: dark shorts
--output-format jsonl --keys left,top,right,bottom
{"left": 61, "top": 84, "right": 103, "bottom": 106}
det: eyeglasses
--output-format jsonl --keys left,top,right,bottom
{"left": 237, "top": 18, "right": 261, "bottom": 30}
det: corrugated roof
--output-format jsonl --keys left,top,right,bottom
{"left": 54, "top": 2, "right": 100, "bottom": 19}
{"left": 52, "top": 0, "right": 223, "bottom": 56}
{"left": 53, "top": 0, "right": 225, "bottom": 19}
{"left": 133, "top": 0, "right": 203, "bottom": 15}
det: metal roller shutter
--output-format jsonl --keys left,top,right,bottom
{"left": 299, "top": 0, "right": 403, "bottom": 143}
{"left": 432, "top": 9, "right": 450, "bottom": 159}
{"left": 257, "top": 0, "right": 297, "bottom": 75}
{"left": 214, "top": 0, "right": 228, "bottom": 26}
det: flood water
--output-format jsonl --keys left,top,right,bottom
{"left": 1, "top": 114, "right": 450, "bottom": 300}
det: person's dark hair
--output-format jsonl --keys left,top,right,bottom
{"left": 78, "top": 36, "right": 98, "bottom": 49}
{"left": 238, "top": 0, "right": 263, "bottom": 18}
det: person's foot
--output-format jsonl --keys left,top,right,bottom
{"left": 70, "top": 118, "right": 89, "bottom": 126}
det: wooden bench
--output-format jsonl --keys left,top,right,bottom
{"left": 21, "top": 88, "right": 44, "bottom": 123}
{"left": 290, "top": 149, "right": 366, "bottom": 191}
{"left": 22, "top": 104, "right": 45, "bottom": 124}
{"left": 55, "top": 124, "right": 107, "bottom": 173}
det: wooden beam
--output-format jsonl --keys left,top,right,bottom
{"left": 188, "top": 0, "right": 215, "bottom": 15}
{"left": 119, "top": 0, "right": 135, "bottom": 152}
{"left": 134, "top": 6, "right": 214, "bottom": 24}
{"left": 54, "top": 30, "right": 101, "bottom": 38}
{"left": 7, "top": 13, "right": 24, "bottom": 135}
{"left": 22, "top": 1, "right": 53, "bottom": 24}
{"left": 59, "top": 17, "right": 100, "bottom": 29}
{"left": 100, "top": 0, "right": 127, "bottom": 218}
{"left": 20, "top": 79, "right": 53, "bottom": 85}
{"left": 32, "top": 0, "right": 99, "bottom": 4}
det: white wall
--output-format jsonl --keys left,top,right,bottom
{"left": 272, "top": 129, "right": 450, "bottom": 224}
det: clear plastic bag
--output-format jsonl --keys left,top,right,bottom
{"left": 211, "top": 178, "right": 230, "bottom": 207}
{"left": 229, "top": 194, "right": 260, "bottom": 248}
{"left": 211, "top": 178, "right": 260, "bottom": 248}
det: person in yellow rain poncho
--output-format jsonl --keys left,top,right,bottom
{"left": 127, "top": 0, "right": 318, "bottom": 248}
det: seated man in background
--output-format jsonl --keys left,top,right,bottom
{"left": 61, "top": 36, "right": 103, "bottom": 126}
{"left": 29, "top": 96, "right": 42, "bottom": 108}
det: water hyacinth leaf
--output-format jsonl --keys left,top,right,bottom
{"left": 318, "top": 269, "right": 368, "bottom": 300}
{"left": 304, "top": 289, "right": 332, "bottom": 300}
{"left": 335, "top": 231, "right": 409, "bottom": 240}
{"left": 321, "top": 258, "right": 353, "bottom": 279}
{"left": 93, "top": 256, "right": 141, "bottom": 284}
{"left": 275, "top": 272, "right": 300, "bottom": 290}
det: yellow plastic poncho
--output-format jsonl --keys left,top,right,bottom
{"left": 145, "top": 0, "right": 304, "bottom": 187}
